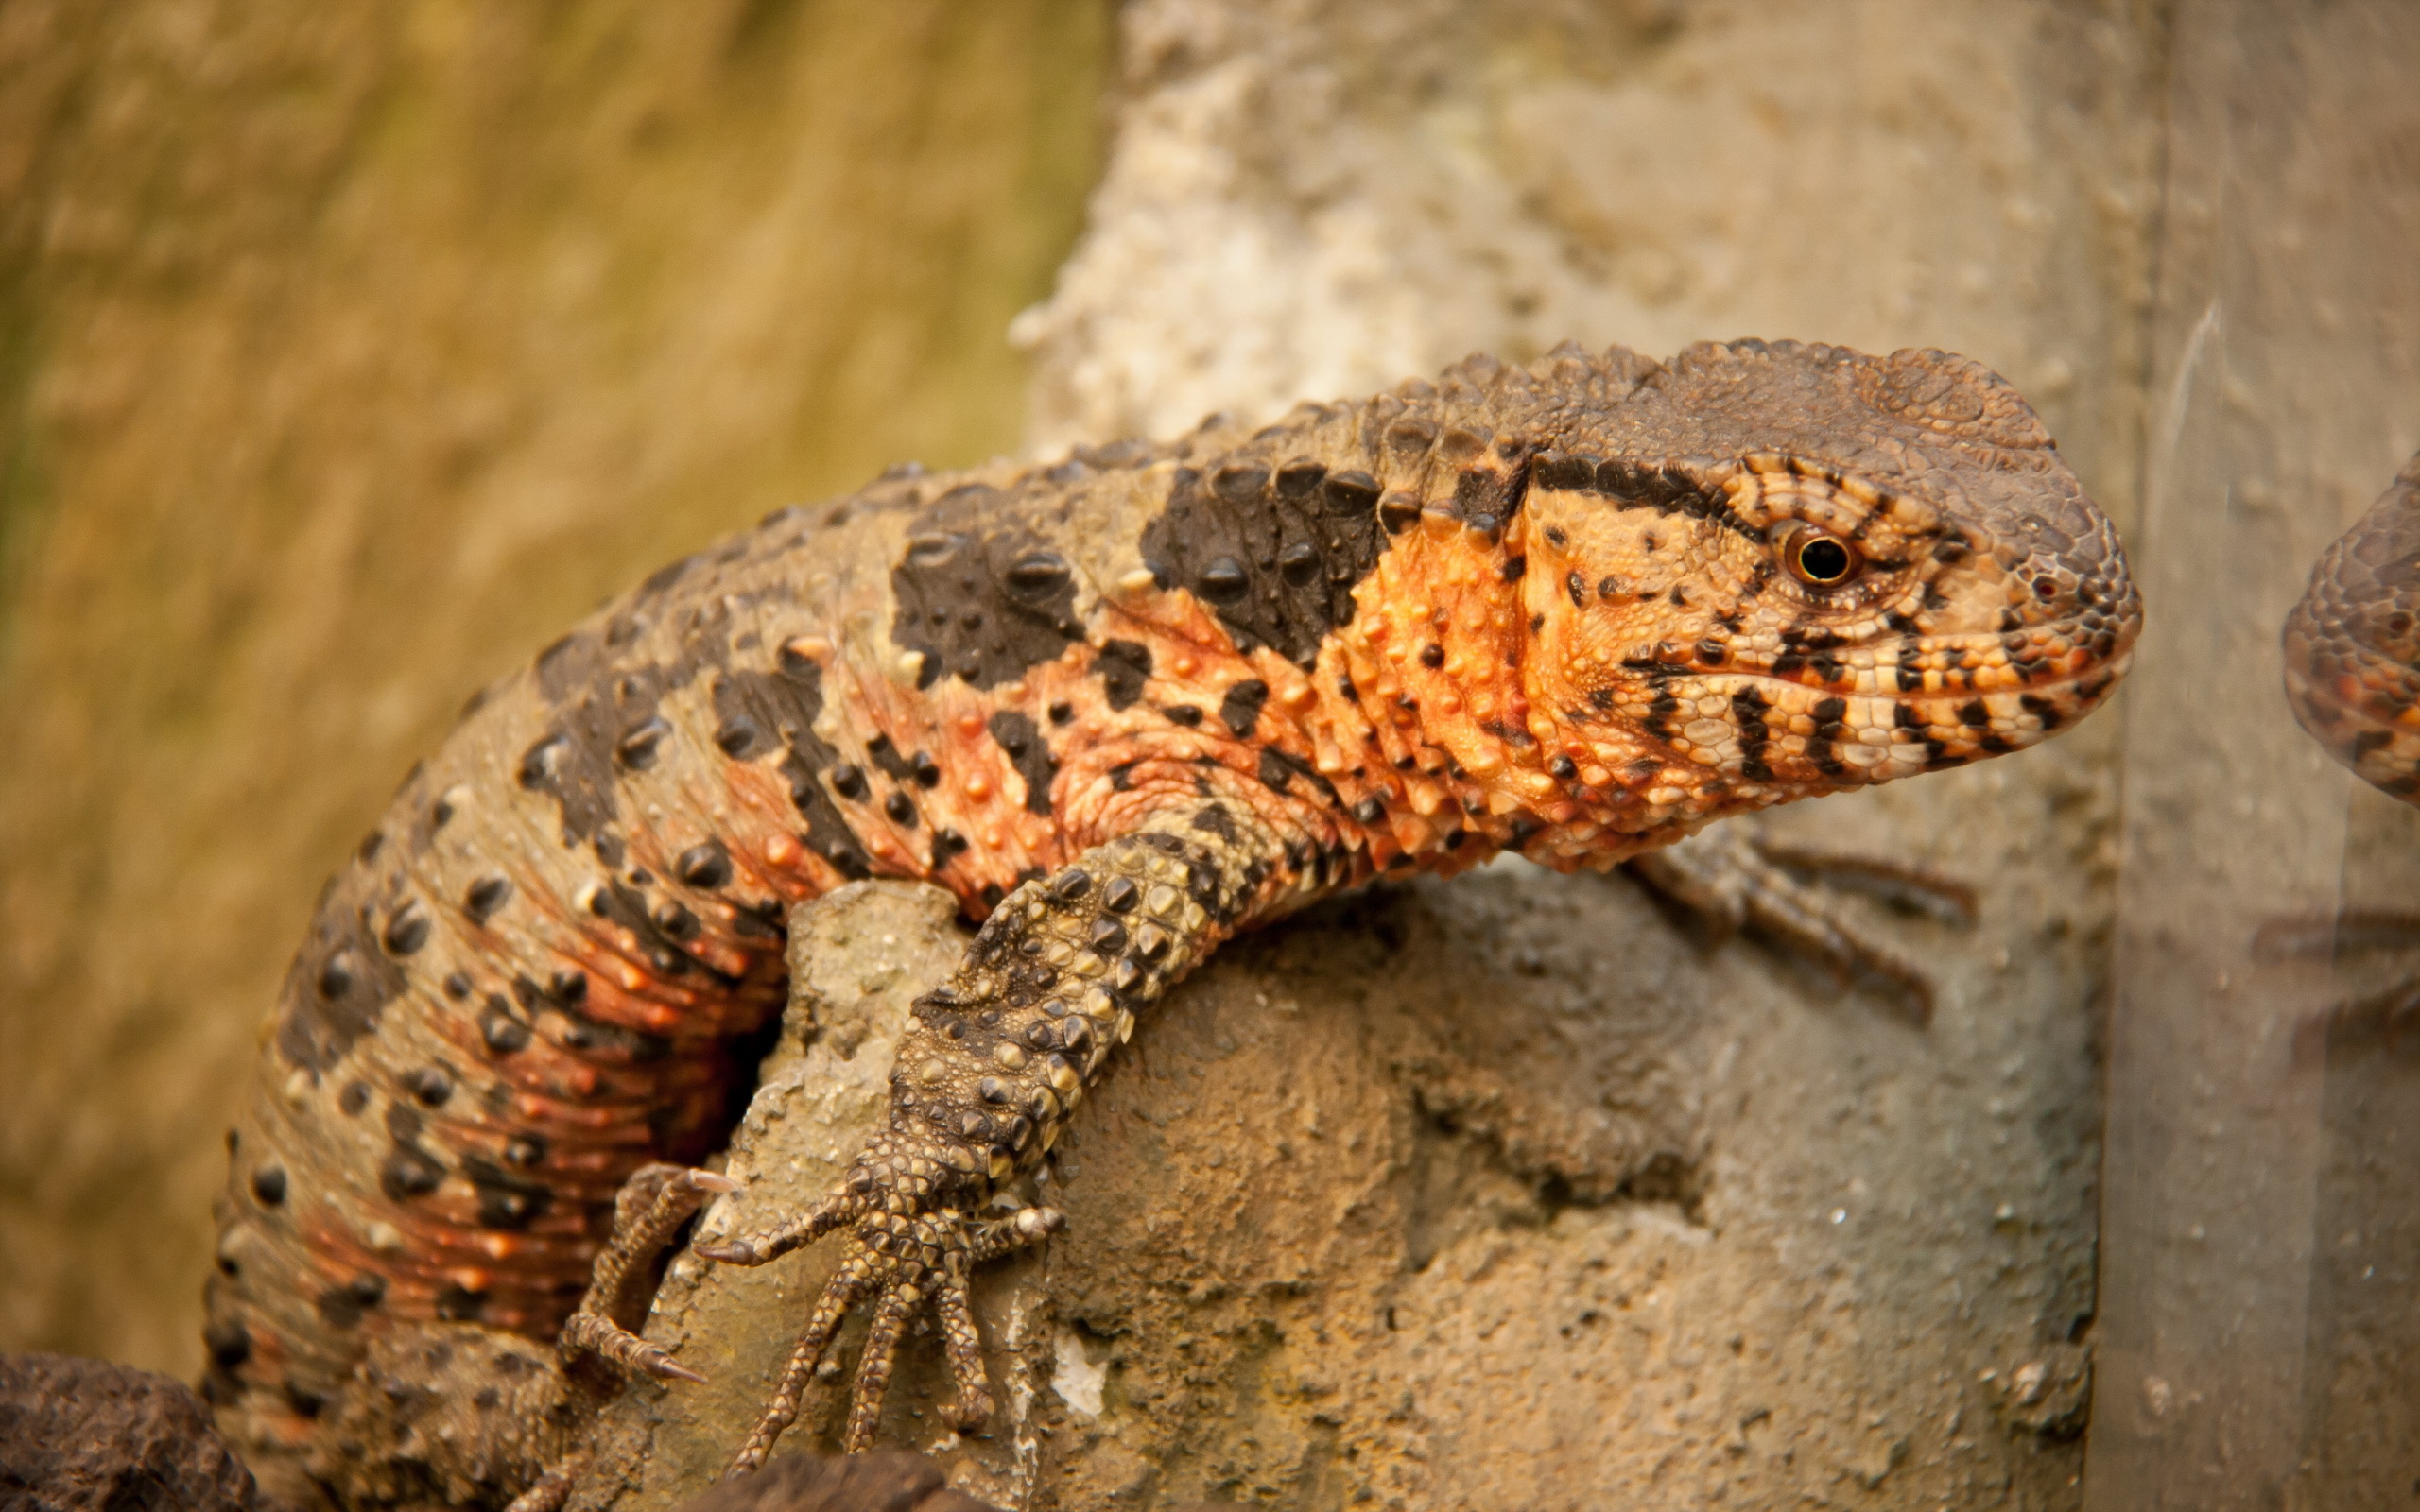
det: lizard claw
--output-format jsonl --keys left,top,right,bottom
{"left": 553, "top": 1162, "right": 731, "bottom": 1387}
{"left": 699, "top": 1136, "right": 1061, "bottom": 1467}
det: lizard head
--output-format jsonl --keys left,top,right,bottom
{"left": 2281, "top": 453, "right": 2420, "bottom": 802}
{"left": 1513, "top": 339, "right": 2139, "bottom": 827}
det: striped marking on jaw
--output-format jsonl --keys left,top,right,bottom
{"left": 1591, "top": 650, "right": 2135, "bottom": 789}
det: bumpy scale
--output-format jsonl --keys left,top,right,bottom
{"left": 205, "top": 340, "right": 2140, "bottom": 1507}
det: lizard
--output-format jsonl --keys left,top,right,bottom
{"left": 2284, "top": 449, "right": 2420, "bottom": 804}
{"left": 2273, "top": 447, "right": 2420, "bottom": 1041}
{"left": 200, "top": 338, "right": 2140, "bottom": 1509}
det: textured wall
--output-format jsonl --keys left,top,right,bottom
{"left": 27, "top": 1, "right": 2414, "bottom": 1507}
{"left": 977, "top": 2, "right": 2169, "bottom": 1505}
{"left": 0, "top": 0, "right": 1112, "bottom": 1379}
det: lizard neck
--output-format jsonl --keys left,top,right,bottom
{"left": 1310, "top": 508, "right": 1689, "bottom": 873}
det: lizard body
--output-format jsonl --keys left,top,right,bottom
{"left": 203, "top": 340, "right": 2138, "bottom": 1506}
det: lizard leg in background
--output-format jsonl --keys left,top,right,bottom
{"left": 2252, "top": 912, "right": 2420, "bottom": 1061}
{"left": 555, "top": 1162, "right": 739, "bottom": 1386}
{"left": 314, "top": 1163, "right": 734, "bottom": 1510}
{"left": 1624, "top": 823, "right": 1977, "bottom": 1024}
{"left": 502, "top": 1163, "right": 741, "bottom": 1512}
{"left": 697, "top": 798, "right": 1287, "bottom": 1468}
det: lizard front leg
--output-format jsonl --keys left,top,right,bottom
{"left": 1626, "top": 823, "right": 1977, "bottom": 1023}
{"left": 697, "top": 797, "right": 1284, "bottom": 1468}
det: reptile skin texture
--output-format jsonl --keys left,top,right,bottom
{"left": 201, "top": 340, "right": 2141, "bottom": 1508}
{"left": 2285, "top": 449, "right": 2420, "bottom": 802}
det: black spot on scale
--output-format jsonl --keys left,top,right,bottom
{"left": 380, "top": 1133, "right": 444, "bottom": 1202}
{"left": 461, "top": 1155, "right": 553, "bottom": 1232}
{"left": 382, "top": 900, "right": 430, "bottom": 956}
{"left": 864, "top": 734, "right": 911, "bottom": 781}
{"left": 1451, "top": 452, "right": 1533, "bottom": 537}
{"left": 251, "top": 1164, "right": 286, "bottom": 1205}
{"left": 1256, "top": 745, "right": 1340, "bottom": 804}
{"left": 481, "top": 1001, "right": 532, "bottom": 1054}
{"left": 315, "top": 1274, "right": 386, "bottom": 1329}
{"left": 1140, "top": 455, "right": 1389, "bottom": 668}
{"left": 205, "top": 1318, "right": 251, "bottom": 1370}
{"left": 1220, "top": 679, "right": 1270, "bottom": 736}
{"left": 401, "top": 1064, "right": 455, "bottom": 1106}
{"left": 615, "top": 716, "right": 669, "bottom": 771}
{"left": 676, "top": 841, "right": 731, "bottom": 889}
{"left": 989, "top": 710, "right": 1059, "bottom": 816}
{"left": 513, "top": 627, "right": 712, "bottom": 848}
{"left": 465, "top": 875, "right": 511, "bottom": 924}
{"left": 716, "top": 713, "right": 769, "bottom": 758}
{"left": 1644, "top": 693, "right": 1680, "bottom": 742}
{"left": 889, "top": 486, "right": 1083, "bottom": 689}
{"left": 277, "top": 902, "right": 409, "bottom": 1074}
{"left": 436, "top": 1284, "right": 488, "bottom": 1323}
{"left": 1097, "top": 641, "right": 1152, "bottom": 710}
{"left": 713, "top": 662, "right": 871, "bottom": 879}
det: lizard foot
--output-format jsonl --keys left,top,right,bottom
{"left": 1624, "top": 823, "right": 1976, "bottom": 1025}
{"left": 556, "top": 1162, "right": 740, "bottom": 1387}
{"left": 695, "top": 1131, "right": 1063, "bottom": 1469}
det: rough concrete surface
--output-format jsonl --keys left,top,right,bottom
{"left": 590, "top": 849, "right": 2106, "bottom": 1511}
{"left": 666, "top": 1451, "right": 1003, "bottom": 1512}
{"left": 0, "top": 1350, "right": 262, "bottom": 1510}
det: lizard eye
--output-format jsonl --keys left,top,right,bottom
{"left": 1782, "top": 526, "right": 1860, "bottom": 587}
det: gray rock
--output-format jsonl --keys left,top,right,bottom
{"left": 668, "top": 1451, "right": 997, "bottom": 1512}
{"left": 0, "top": 1351, "right": 259, "bottom": 1511}
{"left": 572, "top": 842, "right": 2098, "bottom": 1510}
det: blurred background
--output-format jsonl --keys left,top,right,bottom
{"left": 2, "top": 2, "right": 2416, "bottom": 1508}
{"left": 0, "top": 0, "right": 1112, "bottom": 1373}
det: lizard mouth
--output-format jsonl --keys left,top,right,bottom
{"left": 1651, "top": 632, "right": 2136, "bottom": 789}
